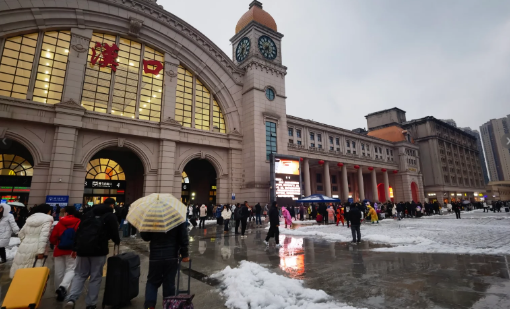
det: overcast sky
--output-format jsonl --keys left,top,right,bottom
{"left": 160, "top": 0, "right": 510, "bottom": 131}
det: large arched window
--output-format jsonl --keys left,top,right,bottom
{"left": 176, "top": 66, "right": 227, "bottom": 133}
{"left": 86, "top": 158, "right": 125, "bottom": 180}
{"left": 0, "top": 154, "right": 33, "bottom": 176}
{"left": 0, "top": 31, "right": 70, "bottom": 103}
{"left": 81, "top": 33, "right": 164, "bottom": 122}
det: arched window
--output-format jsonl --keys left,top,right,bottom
{"left": 86, "top": 158, "right": 125, "bottom": 180}
{"left": 81, "top": 33, "right": 164, "bottom": 121}
{"left": 0, "top": 31, "right": 70, "bottom": 103}
{"left": 0, "top": 154, "right": 33, "bottom": 176}
{"left": 176, "top": 66, "right": 227, "bottom": 133}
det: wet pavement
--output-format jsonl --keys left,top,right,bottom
{"left": 1, "top": 220, "right": 509, "bottom": 309}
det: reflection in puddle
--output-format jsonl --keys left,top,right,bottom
{"left": 279, "top": 236, "right": 305, "bottom": 278}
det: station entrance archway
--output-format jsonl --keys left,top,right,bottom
{"left": 83, "top": 147, "right": 144, "bottom": 207}
{"left": 181, "top": 159, "right": 217, "bottom": 206}
{"left": 0, "top": 140, "right": 34, "bottom": 205}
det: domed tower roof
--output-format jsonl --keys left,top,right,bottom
{"left": 235, "top": 1, "right": 277, "bottom": 34}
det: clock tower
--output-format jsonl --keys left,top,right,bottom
{"left": 231, "top": 1, "right": 289, "bottom": 203}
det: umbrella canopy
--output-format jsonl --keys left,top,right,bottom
{"left": 8, "top": 202, "right": 25, "bottom": 207}
{"left": 462, "top": 200, "right": 471, "bottom": 205}
{"left": 127, "top": 193, "right": 187, "bottom": 233}
{"left": 296, "top": 194, "right": 341, "bottom": 203}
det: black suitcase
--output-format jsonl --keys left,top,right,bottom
{"left": 102, "top": 247, "right": 140, "bottom": 308}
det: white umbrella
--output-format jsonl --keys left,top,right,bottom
{"left": 8, "top": 202, "right": 25, "bottom": 207}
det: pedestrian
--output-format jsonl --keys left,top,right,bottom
{"left": 0, "top": 204, "right": 20, "bottom": 264}
{"left": 349, "top": 204, "right": 363, "bottom": 244}
{"left": 397, "top": 202, "right": 404, "bottom": 220}
{"left": 453, "top": 203, "right": 461, "bottom": 219}
{"left": 64, "top": 198, "right": 121, "bottom": 309}
{"left": 216, "top": 204, "right": 224, "bottom": 226}
{"left": 299, "top": 204, "right": 305, "bottom": 221}
{"left": 49, "top": 205, "right": 80, "bottom": 301}
{"left": 140, "top": 221, "right": 190, "bottom": 309}
{"left": 367, "top": 205, "right": 379, "bottom": 224}
{"left": 233, "top": 203, "right": 241, "bottom": 234}
{"left": 392, "top": 204, "right": 397, "bottom": 219}
{"left": 264, "top": 202, "right": 281, "bottom": 248}
{"left": 336, "top": 205, "right": 344, "bottom": 226}
{"left": 55, "top": 204, "right": 61, "bottom": 221}
{"left": 326, "top": 205, "right": 335, "bottom": 224}
{"left": 199, "top": 204, "right": 207, "bottom": 229}
{"left": 222, "top": 205, "right": 232, "bottom": 234}
{"left": 255, "top": 203, "right": 262, "bottom": 226}
{"left": 344, "top": 203, "right": 351, "bottom": 228}
{"left": 10, "top": 204, "right": 53, "bottom": 278}
{"left": 311, "top": 204, "right": 317, "bottom": 220}
{"left": 281, "top": 206, "right": 292, "bottom": 228}
{"left": 263, "top": 204, "right": 268, "bottom": 219}
{"left": 240, "top": 202, "right": 249, "bottom": 238}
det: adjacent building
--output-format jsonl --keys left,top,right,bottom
{"left": 480, "top": 116, "right": 510, "bottom": 182}
{"left": 367, "top": 108, "right": 486, "bottom": 204}
{"left": 458, "top": 127, "right": 490, "bottom": 185}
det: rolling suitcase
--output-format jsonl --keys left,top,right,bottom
{"left": 2, "top": 257, "right": 49, "bottom": 309}
{"left": 163, "top": 259, "right": 194, "bottom": 309}
{"left": 102, "top": 247, "right": 140, "bottom": 308}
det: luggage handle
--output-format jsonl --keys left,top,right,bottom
{"left": 176, "top": 258, "right": 192, "bottom": 295}
{"left": 33, "top": 255, "right": 48, "bottom": 268}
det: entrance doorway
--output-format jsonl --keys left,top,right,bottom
{"left": 0, "top": 140, "right": 34, "bottom": 205}
{"left": 411, "top": 182, "right": 419, "bottom": 203}
{"left": 83, "top": 147, "right": 144, "bottom": 207}
{"left": 181, "top": 159, "right": 217, "bottom": 205}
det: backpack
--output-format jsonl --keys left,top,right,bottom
{"left": 75, "top": 211, "right": 107, "bottom": 255}
{"left": 58, "top": 221, "right": 79, "bottom": 250}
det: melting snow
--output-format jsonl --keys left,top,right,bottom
{"left": 212, "top": 261, "right": 362, "bottom": 309}
{"left": 279, "top": 210, "right": 510, "bottom": 255}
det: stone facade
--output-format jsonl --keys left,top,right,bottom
{"left": 0, "top": 0, "right": 423, "bottom": 206}
{"left": 480, "top": 115, "right": 510, "bottom": 182}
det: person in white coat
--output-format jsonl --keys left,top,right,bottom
{"left": 199, "top": 204, "right": 207, "bottom": 229}
{"left": 221, "top": 205, "right": 232, "bottom": 234}
{"left": 0, "top": 204, "right": 20, "bottom": 263}
{"left": 10, "top": 204, "right": 53, "bottom": 278}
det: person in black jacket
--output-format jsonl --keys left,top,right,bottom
{"left": 141, "top": 223, "right": 190, "bottom": 309}
{"left": 234, "top": 203, "right": 242, "bottom": 234}
{"left": 255, "top": 203, "right": 262, "bottom": 226}
{"left": 264, "top": 202, "right": 281, "bottom": 247}
{"left": 318, "top": 203, "right": 327, "bottom": 224}
{"left": 240, "top": 201, "right": 249, "bottom": 238}
{"left": 65, "top": 198, "right": 120, "bottom": 309}
{"left": 349, "top": 204, "right": 364, "bottom": 244}
{"left": 452, "top": 203, "right": 461, "bottom": 219}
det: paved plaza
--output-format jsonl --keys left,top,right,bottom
{"left": 1, "top": 210, "right": 509, "bottom": 309}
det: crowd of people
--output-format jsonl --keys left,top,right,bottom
{"left": 0, "top": 198, "right": 190, "bottom": 309}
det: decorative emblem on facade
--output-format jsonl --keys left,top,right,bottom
{"left": 70, "top": 34, "right": 90, "bottom": 58}
{"left": 165, "top": 70, "right": 177, "bottom": 82}
{"left": 128, "top": 17, "right": 144, "bottom": 38}
{"left": 118, "top": 138, "right": 125, "bottom": 148}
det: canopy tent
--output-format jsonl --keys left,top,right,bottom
{"left": 296, "top": 194, "right": 341, "bottom": 203}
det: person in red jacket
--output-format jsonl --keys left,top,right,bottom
{"left": 50, "top": 206, "right": 80, "bottom": 301}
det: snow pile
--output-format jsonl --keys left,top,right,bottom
{"left": 278, "top": 211, "right": 510, "bottom": 255}
{"left": 212, "top": 261, "right": 361, "bottom": 309}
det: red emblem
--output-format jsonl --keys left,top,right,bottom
{"left": 143, "top": 59, "right": 163, "bottom": 75}
{"left": 90, "top": 42, "right": 120, "bottom": 72}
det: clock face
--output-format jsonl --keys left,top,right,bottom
{"left": 236, "top": 37, "right": 251, "bottom": 62}
{"left": 258, "top": 35, "right": 277, "bottom": 60}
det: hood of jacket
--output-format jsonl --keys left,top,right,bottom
{"left": 93, "top": 204, "right": 114, "bottom": 216}
{"left": 58, "top": 215, "right": 80, "bottom": 228}
{"left": 25, "top": 212, "right": 53, "bottom": 227}
{"left": 0, "top": 203, "right": 11, "bottom": 219}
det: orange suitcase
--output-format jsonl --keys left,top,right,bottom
{"left": 1, "top": 258, "right": 50, "bottom": 309}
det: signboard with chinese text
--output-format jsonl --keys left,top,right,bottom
{"left": 84, "top": 180, "right": 126, "bottom": 189}
{"left": 270, "top": 154, "right": 302, "bottom": 206}
{"left": 45, "top": 195, "right": 69, "bottom": 206}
